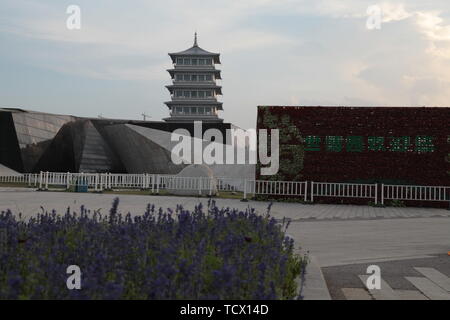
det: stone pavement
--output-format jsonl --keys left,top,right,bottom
{"left": 0, "top": 188, "right": 449, "bottom": 221}
{"left": 290, "top": 217, "right": 450, "bottom": 267}
{"left": 322, "top": 255, "right": 450, "bottom": 300}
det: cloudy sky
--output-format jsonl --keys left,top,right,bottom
{"left": 1, "top": 0, "right": 450, "bottom": 129}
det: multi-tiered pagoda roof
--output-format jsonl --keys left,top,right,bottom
{"left": 164, "top": 34, "right": 223, "bottom": 123}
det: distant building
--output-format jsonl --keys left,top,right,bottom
{"left": 164, "top": 33, "right": 223, "bottom": 123}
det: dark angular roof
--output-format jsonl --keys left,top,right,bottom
{"left": 167, "top": 69, "right": 221, "bottom": 79}
{"left": 165, "top": 100, "right": 223, "bottom": 110}
{"left": 169, "top": 44, "right": 220, "bottom": 64}
{"left": 166, "top": 84, "right": 222, "bottom": 95}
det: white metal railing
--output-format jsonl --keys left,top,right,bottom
{"left": 382, "top": 184, "right": 450, "bottom": 204}
{"left": 0, "top": 174, "right": 26, "bottom": 183}
{"left": 244, "top": 180, "right": 308, "bottom": 201}
{"left": 311, "top": 181, "right": 378, "bottom": 204}
{"left": 216, "top": 177, "right": 245, "bottom": 193}
{"left": 164, "top": 176, "right": 215, "bottom": 196}
{"left": 0, "top": 172, "right": 449, "bottom": 206}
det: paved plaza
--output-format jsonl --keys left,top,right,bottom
{"left": 1, "top": 188, "right": 449, "bottom": 300}
{"left": 1, "top": 188, "right": 449, "bottom": 222}
{"left": 323, "top": 255, "right": 450, "bottom": 300}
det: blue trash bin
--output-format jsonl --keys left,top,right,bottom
{"left": 75, "top": 178, "right": 88, "bottom": 193}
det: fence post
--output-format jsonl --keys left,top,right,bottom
{"left": 381, "top": 183, "right": 384, "bottom": 205}
{"left": 241, "top": 179, "right": 248, "bottom": 202}
{"left": 304, "top": 181, "right": 308, "bottom": 202}
{"left": 156, "top": 175, "right": 160, "bottom": 194}
{"left": 375, "top": 183, "right": 378, "bottom": 205}
{"left": 39, "top": 171, "right": 43, "bottom": 190}
{"left": 95, "top": 173, "right": 99, "bottom": 192}
{"left": 142, "top": 173, "right": 146, "bottom": 190}
{"left": 151, "top": 174, "right": 155, "bottom": 194}
{"left": 66, "top": 172, "right": 70, "bottom": 190}
{"left": 209, "top": 177, "right": 213, "bottom": 196}
{"left": 98, "top": 173, "right": 102, "bottom": 192}
{"left": 45, "top": 171, "right": 49, "bottom": 190}
{"left": 310, "top": 181, "right": 314, "bottom": 202}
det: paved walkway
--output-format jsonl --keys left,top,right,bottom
{"left": 291, "top": 218, "right": 450, "bottom": 267}
{"left": 323, "top": 255, "right": 450, "bottom": 300}
{"left": 0, "top": 188, "right": 449, "bottom": 221}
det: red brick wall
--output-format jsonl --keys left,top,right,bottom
{"left": 257, "top": 106, "right": 450, "bottom": 187}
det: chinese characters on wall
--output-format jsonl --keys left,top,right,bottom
{"left": 304, "top": 135, "right": 435, "bottom": 153}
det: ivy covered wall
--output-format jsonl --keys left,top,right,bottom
{"left": 256, "top": 106, "right": 450, "bottom": 186}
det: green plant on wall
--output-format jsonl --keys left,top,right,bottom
{"left": 257, "top": 108, "right": 304, "bottom": 181}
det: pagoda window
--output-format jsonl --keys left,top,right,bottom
{"left": 183, "top": 58, "right": 190, "bottom": 65}
{"left": 205, "top": 58, "right": 212, "bottom": 65}
{"left": 183, "top": 91, "right": 190, "bottom": 98}
{"left": 205, "top": 74, "right": 212, "bottom": 81}
{"left": 198, "top": 75, "right": 205, "bottom": 81}
{"left": 199, "top": 59, "right": 205, "bottom": 65}
{"left": 198, "top": 107, "right": 205, "bottom": 114}
{"left": 176, "top": 74, "right": 183, "bottom": 81}
{"left": 192, "top": 58, "right": 198, "bottom": 65}
{"left": 205, "top": 91, "right": 212, "bottom": 97}
{"left": 175, "top": 90, "right": 183, "bottom": 97}
{"left": 183, "top": 74, "right": 190, "bottom": 81}
{"left": 191, "top": 91, "right": 198, "bottom": 98}
{"left": 173, "top": 107, "right": 181, "bottom": 114}
{"left": 198, "top": 91, "right": 205, "bottom": 98}
{"left": 177, "top": 58, "right": 184, "bottom": 65}
{"left": 191, "top": 75, "right": 198, "bottom": 81}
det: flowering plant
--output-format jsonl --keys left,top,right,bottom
{"left": 0, "top": 198, "right": 307, "bottom": 299}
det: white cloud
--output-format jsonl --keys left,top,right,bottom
{"left": 415, "top": 11, "right": 450, "bottom": 41}
{"left": 380, "top": 2, "right": 412, "bottom": 23}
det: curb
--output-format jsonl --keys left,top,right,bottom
{"left": 298, "top": 256, "right": 331, "bottom": 300}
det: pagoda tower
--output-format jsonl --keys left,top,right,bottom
{"left": 164, "top": 33, "right": 223, "bottom": 123}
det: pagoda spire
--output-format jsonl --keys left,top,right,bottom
{"left": 194, "top": 32, "right": 198, "bottom": 47}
